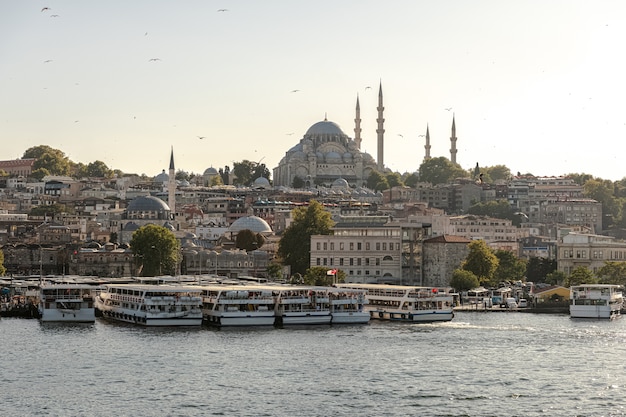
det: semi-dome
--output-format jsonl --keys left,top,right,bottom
{"left": 228, "top": 215, "right": 272, "bottom": 234}
{"left": 305, "top": 120, "right": 345, "bottom": 136}
{"left": 127, "top": 195, "right": 170, "bottom": 212}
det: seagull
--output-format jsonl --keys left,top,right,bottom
{"left": 286, "top": 132, "right": 294, "bottom": 136}
{"left": 197, "top": 136, "right": 205, "bottom": 140}
{"left": 397, "top": 134, "right": 404, "bottom": 138}
{"left": 418, "top": 134, "right": 425, "bottom": 137}
{"left": 148, "top": 58, "right": 161, "bottom": 62}
{"left": 444, "top": 107, "right": 452, "bottom": 111}
{"left": 50, "top": 14, "right": 59, "bottom": 17}
{"left": 291, "top": 89, "right": 300, "bottom": 93}
{"left": 41, "top": 7, "right": 50, "bottom": 12}
{"left": 43, "top": 60, "right": 53, "bottom": 63}
{"left": 365, "top": 86, "right": 372, "bottom": 90}
{"left": 217, "top": 8, "right": 228, "bottom": 12}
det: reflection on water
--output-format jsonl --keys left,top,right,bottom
{"left": 1, "top": 312, "right": 626, "bottom": 416}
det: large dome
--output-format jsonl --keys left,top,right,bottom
{"left": 228, "top": 216, "right": 272, "bottom": 234}
{"left": 305, "top": 120, "right": 346, "bottom": 136}
{"left": 127, "top": 195, "right": 170, "bottom": 212}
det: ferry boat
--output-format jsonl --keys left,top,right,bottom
{"left": 335, "top": 283, "right": 455, "bottom": 323}
{"left": 95, "top": 284, "right": 203, "bottom": 326}
{"left": 569, "top": 284, "right": 624, "bottom": 319}
{"left": 327, "top": 287, "right": 370, "bottom": 324}
{"left": 273, "top": 286, "right": 331, "bottom": 326}
{"left": 38, "top": 283, "right": 96, "bottom": 323}
{"left": 199, "top": 284, "right": 276, "bottom": 327}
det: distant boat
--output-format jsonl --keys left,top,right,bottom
{"left": 38, "top": 282, "right": 96, "bottom": 323}
{"left": 199, "top": 284, "right": 276, "bottom": 327}
{"left": 335, "top": 283, "right": 455, "bottom": 323}
{"left": 95, "top": 284, "right": 203, "bottom": 326}
{"left": 569, "top": 284, "right": 623, "bottom": 319}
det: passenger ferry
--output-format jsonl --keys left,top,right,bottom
{"left": 199, "top": 284, "right": 276, "bottom": 327}
{"left": 334, "top": 283, "right": 455, "bottom": 323}
{"left": 569, "top": 284, "right": 624, "bottom": 319}
{"left": 273, "top": 286, "right": 331, "bottom": 326}
{"left": 95, "top": 284, "right": 203, "bottom": 326}
{"left": 327, "top": 287, "right": 370, "bottom": 324}
{"left": 38, "top": 282, "right": 96, "bottom": 323}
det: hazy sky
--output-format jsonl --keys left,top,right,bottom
{"left": 2, "top": 1, "right": 626, "bottom": 180}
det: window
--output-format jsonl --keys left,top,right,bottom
{"left": 357, "top": 242, "right": 362, "bottom": 250}
{"left": 316, "top": 258, "right": 321, "bottom": 266}
{"left": 366, "top": 242, "right": 370, "bottom": 250}
{"left": 350, "top": 242, "right": 354, "bottom": 250}
{"left": 330, "top": 243, "right": 335, "bottom": 250}
{"left": 340, "top": 242, "right": 344, "bottom": 250}
{"left": 376, "top": 242, "right": 380, "bottom": 250}
{"left": 382, "top": 243, "right": 387, "bottom": 250}
{"left": 323, "top": 242, "right": 327, "bottom": 250}
{"left": 316, "top": 242, "right": 320, "bottom": 250}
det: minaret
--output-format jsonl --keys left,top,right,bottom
{"left": 450, "top": 114, "right": 458, "bottom": 164}
{"left": 168, "top": 147, "right": 176, "bottom": 216}
{"left": 424, "top": 124, "right": 431, "bottom": 162}
{"left": 376, "top": 81, "right": 385, "bottom": 170}
{"left": 354, "top": 94, "right": 362, "bottom": 150}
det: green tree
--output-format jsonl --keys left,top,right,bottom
{"left": 30, "top": 203, "right": 71, "bottom": 216}
{"left": 366, "top": 171, "right": 388, "bottom": 191}
{"left": 596, "top": 261, "right": 626, "bottom": 286}
{"left": 210, "top": 175, "right": 224, "bottom": 186}
{"left": 418, "top": 156, "right": 469, "bottom": 185}
{"left": 232, "top": 160, "right": 270, "bottom": 186}
{"left": 483, "top": 165, "right": 511, "bottom": 182}
{"left": 565, "top": 266, "right": 597, "bottom": 287}
{"left": 235, "top": 229, "right": 265, "bottom": 251}
{"left": 277, "top": 200, "right": 334, "bottom": 276}
{"left": 493, "top": 250, "right": 527, "bottom": 282}
{"left": 584, "top": 178, "right": 619, "bottom": 230}
{"left": 266, "top": 263, "right": 284, "bottom": 280}
{"left": 403, "top": 172, "right": 420, "bottom": 188}
{"left": 567, "top": 172, "right": 595, "bottom": 186}
{"left": 462, "top": 240, "right": 499, "bottom": 286}
{"left": 467, "top": 200, "right": 516, "bottom": 221}
{"left": 303, "top": 266, "right": 345, "bottom": 286}
{"left": 23, "top": 145, "right": 72, "bottom": 176}
{"left": 85, "top": 160, "right": 113, "bottom": 178}
{"left": 0, "top": 249, "right": 6, "bottom": 276}
{"left": 130, "top": 224, "right": 181, "bottom": 276}
{"left": 292, "top": 176, "right": 305, "bottom": 189}
{"left": 450, "top": 269, "right": 480, "bottom": 292}
{"left": 385, "top": 172, "right": 403, "bottom": 188}
{"left": 545, "top": 270, "right": 566, "bottom": 286}
{"left": 526, "top": 257, "right": 557, "bottom": 283}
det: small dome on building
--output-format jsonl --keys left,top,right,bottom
{"left": 127, "top": 195, "right": 170, "bottom": 212}
{"left": 253, "top": 177, "right": 271, "bottom": 189}
{"left": 154, "top": 169, "right": 169, "bottom": 183}
{"left": 305, "top": 120, "right": 346, "bottom": 136}
{"left": 203, "top": 167, "right": 218, "bottom": 176}
{"left": 332, "top": 178, "right": 350, "bottom": 189}
{"left": 228, "top": 216, "right": 272, "bottom": 234}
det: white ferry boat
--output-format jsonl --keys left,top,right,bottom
{"left": 335, "top": 283, "right": 455, "bottom": 323}
{"left": 273, "top": 286, "right": 331, "bottom": 326}
{"left": 327, "top": 287, "right": 370, "bottom": 324}
{"left": 199, "top": 284, "right": 276, "bottom": 327}
{"left": 569, "top": 284, "right": 624, "bottom": 319}
{"left": 38, "top": 283, "right": 96, "bottom": 323}
{"left": 95, "top": 284, "right": 203, "bottom": 326}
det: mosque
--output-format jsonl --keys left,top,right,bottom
{"left": 273, "top": 83, "right": 459, "bottom": 188}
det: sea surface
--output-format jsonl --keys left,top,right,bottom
{"left": 2, "top": 312, "right": 626, "bottom": 417}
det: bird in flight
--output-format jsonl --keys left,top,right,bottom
{"left": 43, "top": 60, "right": 53, "bottom": 63}
{"left": 286, "top": 132, "right": 294, "bottom": 136}
{"left": 50, "top": 14, "right": 59, "bottom": 17}
{"left": 148, "top": 58, "right": 161, "bottom": 62}
{"left": 291, "top": 89, "right": 300, "bottom": 93}
{"left": 365, "top": 86, "right": 372, "bottom": 90}
{"left": 418, "top": 134, "right": 425, "bottom": 137}
{"left": 41, "top": 7, "right": 50, "bottom": 12}
{"left": 444, "top": 107, "right": 452, "bottom": 111}
{"left": 397, "top": 134, "right": 404, "bottom": 138}
{"left": 217, "top": 9, "right": 228, "bottom": 12}
{"left": 197, "top": 136, "right": 205, "bottom": 140}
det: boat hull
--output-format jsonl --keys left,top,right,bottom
{"left": 204, "top": 313, "right": 275, "bottom": 327}
{"left": 569, "top": 306, "right": 621, "bottom": 320}
{"left": 39, "top": 308, "right": 95, "bottom": 323}
{"left": 279, "top": 313, "right": 332, "bottom": 325}
{"left": 331, "top": 311, "right": 370, "bottom": 324}
{"left": 369, "top": 309, "right": 454, "bottom": 323}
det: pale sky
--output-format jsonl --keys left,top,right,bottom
{"left": 2, "top": 1, "right": 626, "bottom": 180}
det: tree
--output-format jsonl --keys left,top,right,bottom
{"left": 23, "top": 145, "right": 71, "bottom": 176}
{"left": 130, "top": 224, "right": 180, "bottom": 276}
{"left": 565, "top": 266, "right": 597, "bottom": 287}
{"left": 526, "top": 257, "right": 557, "bottom": 283}
{"left": 210, "top": 175, "right": 224, "bottom": 186}
{"left": 235, "top": 229, "right": 265, "bottom": 251}
{"left": 493, "top": 250, "right": 527, "bottom": 283}
{"left": 385, "top": 172, "right": 403, "bottom": 188}
{"left": 292, "top": 176, "right": 305, "bottom": 189}
{"left": 84, "top": 160, "right": 113, "bottom": 178}
{"left": 468, "top": 200, "right": 517, "bottom": 221}
{"left": 403, "top": 172, "right": 420, "bottom": 188}
{"left": 232, "top": 160, "right": 270, "bottom": 186}
{"left": 366, "top": 171, "right": 388, "bottom": 191}
{"left": 0, "top": 249, "right": 6, "bottom": 276}
{"left": 418, "top": 156, "right": 469, "bottom": 185}
{"left": 584, "top": 178, "right": 619, "bottom": 230}
{"left": 545, "top": 270, "right": 566, "bottom": 286}
{"left": 277, "top": 200, "right": 334, "bottom": 276}
{"left": 450, "top": 269, "right": 479, "bottom": 292}
{"left": 30, "top": 203, "right": 72, "bottom": 216}
{"left": 303, "top": 266, "right": 345, "bottom": 286}
{"left": 596, "top": 261, "right": 626, "bottom": 286}
{"left": 462, "top": 240, "right": 499, "bottom": 286}
{"left": 266, "top": 263, "right": 284, "bottom": 280}
{"left": 483, "top": 165, "right": 511, "bottom": 182}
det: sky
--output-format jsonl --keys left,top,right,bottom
{"left": 2, "top": 1, "right": 626, "bottom": 180}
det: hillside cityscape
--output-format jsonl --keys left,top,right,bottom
{"left": 1, "top": 109, "right": 625, "bottom": 293}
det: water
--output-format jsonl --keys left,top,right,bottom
{"left": 2, "top": 312, "right": 626, "bottom": 417}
